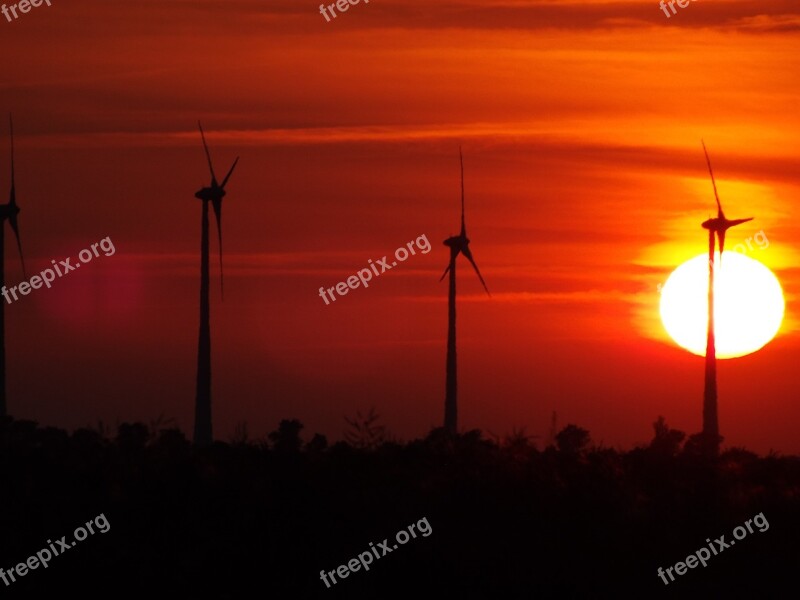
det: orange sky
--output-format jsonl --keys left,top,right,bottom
{"left": 1, "top": 0, "right": 799, "bottom": 452}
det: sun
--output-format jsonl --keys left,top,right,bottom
{"left": 659, "top": 252, "right": 784, "bottom": 358}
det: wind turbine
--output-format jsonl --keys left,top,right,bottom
{"left": 193, "top": 121, "right": 239, "bottom": 446}
{"left": 439, "top": 148, "right": 490, "bottom": 434}
{"left": 0, "top": 115, "right": 26, "bottom": 418}
{"left": 699, "top": 141, "right": 752, "bottom": 454}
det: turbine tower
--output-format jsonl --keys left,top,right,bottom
{"left": 0, "top": 115, "right": 26, "bottom": 418}
{"left": 193, "top": 122, "right": 238, "bottom": 446}
{"left": 700, "top": 141, "right": 752, "bottom": 454}
{"left": 439, "top": 148, "right": 490, "bottom": 434}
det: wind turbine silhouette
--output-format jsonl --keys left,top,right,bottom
{"left": 440, "top": 148, "right": 490, "bottom": 434}
{"left": 0, "top": 115, "right": 26, "bottom": 418}
{"left": 193, "top": 121, "right": 238, "bottom": 446}
{"left": 699, "top": 141, "right": 752, "bottom": 454}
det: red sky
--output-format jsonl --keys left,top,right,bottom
{"left": 1, "top": 0, "right": 799, "bottom": 452}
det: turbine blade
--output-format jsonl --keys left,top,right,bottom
{"left": 701, "top": 140, "right": 724, "bottom": 219}
{"left": 439, "top": 263, "right": 451, "bottom": 282}
{"left": 8, "top": 115, "right": 24, "bottom": 278}
{"left": 459, "top": 146, "right": 466, "bottom": 237}
{"left": 718, "top": 229, "right": 726, "bottom": 256}
{"left": 462, "top": 246, "right": 490, "bottom": 296}
{"left": 211, "top": 197, "right": 224, "bottom": 300}
{"left": 727, "top": 217, "right": 753, "bottom": 227}
{"left": 221, "top": 157, "right": 239, "bottom": 189}
{"left": 198, "top": 121, "right": 217, "bottom": 185}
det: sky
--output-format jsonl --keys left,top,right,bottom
{"left": 1, "top": 0, "right": 799, "bottom": 453}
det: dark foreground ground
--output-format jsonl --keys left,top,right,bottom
{"left": 0, "top": 416, "right": 797, "bottom": 599}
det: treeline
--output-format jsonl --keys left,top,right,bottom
{"left": 0, "top": 414, "right": 798, "bottom": 598}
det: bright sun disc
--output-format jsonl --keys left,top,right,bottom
{"left": 659, "top": 252, "right": 784, "bottom": 358}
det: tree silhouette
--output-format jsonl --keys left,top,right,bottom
{"left": 555, "top": 424, "right": 591, "bottom": 455}
{"left": 343, "top": 407, "right": 387, "bottom": 450}
{"left": 268, "top": 419, "right": 303, "bottom": 453}
{"left": 305, "top": 433, "right": 328, "bottom": 455}
{"left": 649, "top": 416, "right": 685, "bottom": 457}
{"left": 683, "top": 430, "right": 724, "bottom": 458}
{"left": 229, "top": 420, "right": 249, "bottom": 446}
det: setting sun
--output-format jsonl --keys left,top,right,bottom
{"left": 660, "top": 252, "right": 784, "bottom": 359}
